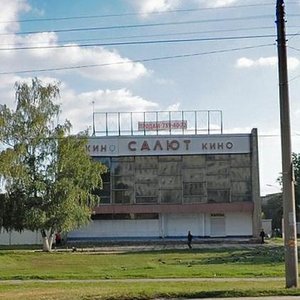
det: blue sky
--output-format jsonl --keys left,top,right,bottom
{"left": 1, "top": 0, "right": 300, "bottom": 195}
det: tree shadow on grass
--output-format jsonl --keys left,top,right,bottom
{"left": 152, "top": 246, "right": 285, "bottom": 266}
{"left": 185, "top": 247, "right": 285, "bottom": 265}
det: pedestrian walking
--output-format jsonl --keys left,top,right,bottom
{"left": 187, "top": 230, "right": 193, "bottom": 249}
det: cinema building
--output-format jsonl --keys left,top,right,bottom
{"left": 68, "top": 111, "right": 261, "bottom": 240}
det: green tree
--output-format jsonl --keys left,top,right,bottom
{"left": 0, "top": 78, "right": 106, "bottom": 251}
{"left": 262, "top": 193, "right": 283, "bottom": 231}
{"left": 263, "top": 153, "right": 300, "bottom": 232}
{"left": 292, "top": 153, "right": 300, "bottom": 218}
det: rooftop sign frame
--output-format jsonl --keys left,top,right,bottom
{"left": 92, "top": 110, "right": 223, "bottom": 136}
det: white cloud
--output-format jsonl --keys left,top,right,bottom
{"left": 0, "top": 32, "right": 148, "bottom": 82}
{"left": 57, "top": 46, "right": 148, "bottom": 81}
{"left": 0, "top": 0, "right": 30, "bottom": 34}
{"left": 130, "top": 0, "right": 240, "bottom": 14}
{"left": 236, "top": 57, "right": 277, "bottom": 68}
{"left": 0, "top": 1, "right": 148, "bottom": 82}
{"left": 59, "top": 87, "right": 159, "bottom": 133}
{"left": 287, "top": 57, "right": 300, "bottom": 71}
{"left": 197, "top": 0, "right": 238, "bottom": 8}
{"left": 79, "top": 89, "right": 159, "bottom": 112}
{"left": 155, "top": 78, "right": 175, "bottom": 85}
{"left": 166, "top": 102, "right": 181, "bottom": 111}
{"left": 0, "top": 0, "right": 31, "bottom": 49}
{"left": 223, "top": 126, "right": 253, "bottom": 134}
{"left": 15, "top": 32, "right": 58, "bottom": 48}
{"left": 236, "top": 56, "right": 300, "bottom": 71}
{"left": 0, "top": 75, "right": 21, "bottom": 107}
{"left": 235, "top": 57, "right": 254, "bottom": 68}
{"left": 130, "top": 0, "right": 180, "bottom": 15}
{"left": 0, "top": 76, "right": 160, "bottom": 133}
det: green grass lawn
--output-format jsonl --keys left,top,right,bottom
{"left": 0, "top": 246, "right": 286, "bottom": 280}
{"left": 1, "top": 280, "right": 300, "bottom": 300}
{"left": 0, "top": 244, "right": 299, "bottom": 299}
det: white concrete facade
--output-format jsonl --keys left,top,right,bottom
{"left": 67, "top": 211, "right": 253, "bottom": 240}
{"left": 68, "top": 219, "right": 160, "bottom": 239}
{"left": 0, "top": 212, "right": 253, "bottom": 245}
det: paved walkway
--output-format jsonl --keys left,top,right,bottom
{"left": 53, "top": 240, "right": 277, "bottom": 253}
{"left": 0, "top": 277, "right": 284, "bottom": 284}
{"left": 173, "top": 297, "right": 300, "bottom": 300}
{"left": 1, "top": 278, "right": 298, "bottom": 299}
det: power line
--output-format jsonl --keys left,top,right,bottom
{"left": 259, "top": 134, "right": 300, "bottom": 138}
{"left": 286, "top": 46, "right": 300, "bottom": 83}
{"left": 0, "top": 15, "right": 275, "bottom": 37}
{"left": 0, "top": 43, "right": 274, "bottom": 76}
{"left": 3, "top": 24, "right": 300, "bottom": 49}
{"left": 0, "top": 3, "right": 279, "bottom": 24}
{"left": 288, "top": 45, "right": 300, "bottom": 52}
{"left": 0, "top": 26, "right": 277, "bottom": 48}
{"left": 0, "top": 34, "right": 277, "bottom": 51}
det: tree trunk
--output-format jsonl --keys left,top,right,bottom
{"left": 41, "top": 229, "right": 54, "bottom": 252}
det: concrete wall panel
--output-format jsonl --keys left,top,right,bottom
{"left": 182, "top": 156, "right": 206, "bottom": 168}
{"left": 160, "top": 176, "right": 182, "bottom": 188}
{"left": 230, "top": 167, "right": 251, "bottom": 181}
{"left": 206, "top": 160, "right": 230, "bottom": 175}
{"left": 231, "top": 181, "right": 251, "bottom": 194}
{"left": 230, "top": 154, "right": 251, "bottom": 167}
{"left": 160, "top": 189, "right": 182, "bottom": 203}
{"left": 183, "top": 195, "right": 207, "bottom": 204}
{"left": 135, "top": 169, "right": 158, "bottom": 183}
{"left": 225, "top": 212, "right": 252, "bottom": 236}
{"left": 206, "top": 175, "right": 231, "bottom": 189}
{"left": 135, "top": 183, "right": 158, "bottom": 196}
{"left": 135, "top": 156, "right": 158, "bottom": 169}
{"left": 159, "top": 161, "right": 181, "bottom": 175}
{"left": 182, "top": 168, "right": 206, "bottom": 182}
{"left": 112, "top": 162, "right": 134, "bottom": 175}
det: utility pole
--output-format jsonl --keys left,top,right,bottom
{"left": 276, "top": 0, "right": 298, "bottom": 288}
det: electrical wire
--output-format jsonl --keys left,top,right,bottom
{"left": 0, "top": 34, "right": 277, "bottom": 51}
{"left": 0, "top": 26, "right": 276, "bottom": 48}
{"left": 286, "top": 46, "right": 300, "bottom": 82}
{"left": 1, "top": 24, "right": 299, "bottom": 49}
{"left": 288, "top": 45, "right": 300, "bottom": 52}
{"left": 0, "top": 43, "right": 275, "bottom": 76}
{"left": 0, "top": 2, "right": 282, "bottom": 24}
{"left": 0, "top": 15, "right": 275, "bottom": 36}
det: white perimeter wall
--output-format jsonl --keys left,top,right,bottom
{"left": 262, "top": 219, "right": 272, "bottom": 237}
{"left": 0, "top": 230, "right": 42, "bottom": 245}
{"left": 68, "top": 219, "right": 160, "bottom": 239}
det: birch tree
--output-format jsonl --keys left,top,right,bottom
{"left": 0, "top": 78, "right": 105, "bottom": 251}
